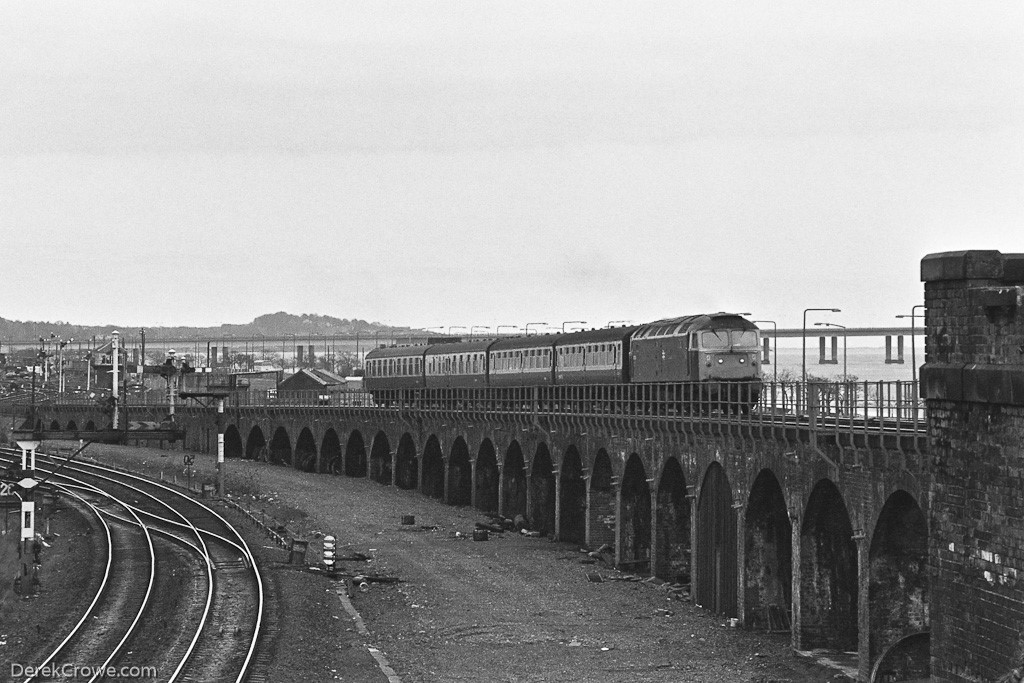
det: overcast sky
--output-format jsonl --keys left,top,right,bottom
{"left": 2, "top": 2, "right": 1021, "bottom": 332}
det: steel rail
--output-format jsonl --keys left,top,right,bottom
{"left": 16, "top": 483, "right": 114, "bottom": 683}
{"left": 14, "top": 471, "right": 157, "bottom": 683}
{"left": 25, "top": 455, "right": 219, "bottom": 683}
{"left": 35, "top": 450, "right": 265, "bottom": 683}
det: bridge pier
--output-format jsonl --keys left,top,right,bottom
{"left": 922, "top": 249, "right": 1024, "bottom": 681}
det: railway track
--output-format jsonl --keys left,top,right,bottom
{"left": 1, "top": 447, "right": 265, "bottom": 683}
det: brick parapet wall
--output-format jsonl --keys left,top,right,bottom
{"left": 922, "top": 250, "right": 1024, "bottom": 681}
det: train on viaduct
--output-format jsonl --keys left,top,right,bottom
{"left": 14, "top": 250, "right": 1024, "bottom": 682}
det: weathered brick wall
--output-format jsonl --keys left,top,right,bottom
{"left": 921, "top": 250, "right": 1024, "bottom": 682}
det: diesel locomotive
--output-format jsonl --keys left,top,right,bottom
{"left": 364, "top": 313, "right": 763, "bottom": 412}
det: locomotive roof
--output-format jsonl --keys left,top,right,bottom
{"left": 364, "top": 344, "right": 430, "bottom": 359}
{"left": 632, "top": 313, "right": 755, "bottom": 339}
{"left": 424, "top": 340, "right": 495, "bottom": 356}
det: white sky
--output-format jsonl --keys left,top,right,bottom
{"left": 2, "top": 2, "right": 1021, "bottom": 332}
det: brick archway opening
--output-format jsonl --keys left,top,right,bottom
{"left": 800, "top": 479, "right": 858, "bottom": 651}
{"left": 295, "top": 428, "right": 317, "bottom": 472}
{"left": 421, "top": 436, "right": 444, "bottom": 499}
{"left": 558, "top": 446, "right": 586, "bottom": 545}
{"left": 655, "top": 457, "right": 690, "bottom": 584}
{"left": 369, "top": 432, "right": 392, "bottom": 485}
{"left": 447, "top": 437, "right": 472, "bottom": 506}
{"left": 319, "top": 428, "right": 342, "bottom": 474}
{"left": 395, "top": 433, "right": 418, "bottom": 490}
{"left": 345, "top": 430, "right": 367, "bottom": 477}
{"left": 529, "top": 444, "right": 556, "bottom": 536}
{"left": 744, "top": 468, "right": 792, "bottom": 630}
{"left": 269, "top": 427, "right": 292, "bottom": 467}
{"left": 475, "top": 439, "right": 499, "bottom": 514}
{"left": 501, "top": 441, "right": 527, "bottom": 521}
{"left": 696, "top": 462, "right": 737, "bottom": 617}
{"left": 869, "top": 490, "right": 929, "bottom": 670}
{"left": 620, "top": 453, "right": 651, "bottom": 571}
{"left": 245, "top": 426, "right": 266, "bottom": 461}
{"left": 224, "top": 425, "right": 244, "bottom": 459}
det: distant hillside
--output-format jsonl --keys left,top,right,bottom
{"left": 0, "top": 312, "right": 421, "bottom": 341}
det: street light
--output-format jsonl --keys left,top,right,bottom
{"left": 896, "top": 304, "right": 926, "bottom": 398}
{"left": 470, "top": 326, "right": 490, "bottom": 339}
{"left": 606, "top": 320, "right": 632, "bottom": 328}
{"left": 802, "top": 308, "right": 840, "bottom": 386}
{"left": 561, "top": 320, "right": 586, "bottom": 333}
{"left": 525, "top": 322, "right": 548, "bottom": 336}
{"left": 752, "top": 320, "right": 777, "bottom": 383}
{"left": 814, "top": 322, "right": 847, "bottom": 380}
{"left": 496, "top": 325, "right": 520, "bottom": 337}
{"left": 448, "top": 326, "right": 468, "bottom": 338}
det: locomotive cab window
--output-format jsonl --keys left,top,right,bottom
{"left": 700, "top": 331, "right": 730, "bottom": 349}
{"left": 731, "top": 330, "right": 759, "bottom": 349}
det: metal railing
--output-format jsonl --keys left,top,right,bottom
{"left": 8, "top": 381, "right": 927, "bottom": 441}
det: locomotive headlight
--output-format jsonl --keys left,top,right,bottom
{"left": 717, "top": 358, "right": 724, "bottom": 364}
{"left": 739, "top": 358, "right": 745, "bottom": 364}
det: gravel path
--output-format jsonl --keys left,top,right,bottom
{"left": 56, "top": 443, "right": 852, "bottom": 683}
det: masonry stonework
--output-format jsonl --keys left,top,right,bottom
{"left": 922, "top": 250, "right": 1024, "bottom": 681}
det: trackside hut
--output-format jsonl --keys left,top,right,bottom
{"left": 278, "top": 368, "right": 351, "bottom": 399}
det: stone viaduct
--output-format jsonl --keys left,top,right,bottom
{"left": 20, "top": 249, "right": 1024, "bottom": 682}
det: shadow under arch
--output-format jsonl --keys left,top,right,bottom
{"left": 501, "top": 441, "right": 527, "bottom": 521}
{"left": 447, "top": 437, "right": 472, "bottom": 506}
{"left": 421, "top": 435, "right": 444, "bottom": 499}
{"left": 800, "top": 478, "right": 858, "bottom": 651}
{"left": 869, "top": 490, "right": 928, "bottom": 665}
{"left": 559, "top": 446, "right": 586, "bottom": 545}
{"left": 744, "top": 468, "right": 791, "bottom": 630}
{"left": 529, "top": 443, "right": 556, "bottom": 536}
{"left": 369, "top": 431, "right": 392, "bottom": 485}
{"left": 245, "top": 426, "right": 267, "bottom": 461}
{"left": 655, "top": 456, "right": 690, "bottom": 583}
{"left": 696, "top": 461, "right": 737, "bottom": 617}
{"left": 475, "top": 439, "right": 499, "bottom": 514}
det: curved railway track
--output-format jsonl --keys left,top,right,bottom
{"left": 1, "top": 448, "right": 265, "bottom": 683}
{"left": 14, "top": 477, "right": 157, "bottom": 683}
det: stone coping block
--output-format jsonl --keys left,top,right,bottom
{"left": 922, "top": 250, "right": 1024, "bottom": 282}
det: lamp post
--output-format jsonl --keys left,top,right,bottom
{"left": 448, "top": 326, "right": 468, "bottom": 338}
{"left": 752, "top": 320, "right": 777, "bottom": 384}
{"left": 470, "top": 326, "right": 490, "bottom": 339}
{"left": 525, "top": 322, "right": 548, "bottom": 336}
{"left": 606, "top": 320, "right": 632, "bottom": 328}
{"left": 561, "top": 320, "right": 586, "bottom": 333}
{"left": 802, "top": 308, "right": 840, "bottom": 385}
{"left": 896, "top": 304, "right": 926, "bottom": 399}
{"left": 57, "top": 338, "right": 70, "bottom": 396}
{"left": 814, "top": 322, "right": 847, "bottom": 380}
{"left": 496, "top": 325, "right": 520, "bottom": 337}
